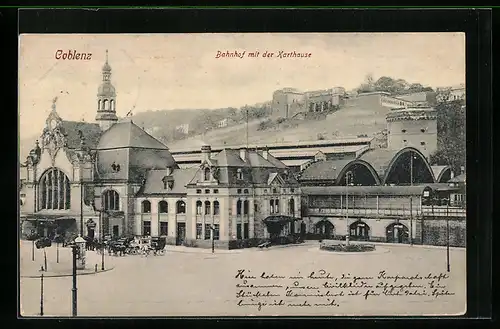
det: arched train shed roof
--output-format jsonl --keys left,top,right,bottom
{"left": 359, "top": 147, "right": 435, "bottom": 185}
{"left": 299, "top": 147, "right": 437, "bottom": 186}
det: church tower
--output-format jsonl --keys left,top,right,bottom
{"left": 95, "top": 50, "right": 118, "bottom": 131}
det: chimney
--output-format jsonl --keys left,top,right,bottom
{"left": 239, "top": 148, "right": 247, "bottom": 162}
{"left": 262, "top": 146, "right": 269, "bottom": 160}
{"left": 201, "top": 145, "right": 211, "bottom": 162}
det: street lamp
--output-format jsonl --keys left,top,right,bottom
{"left": 100, "top": 209, "right": 105, "bottom": 270}
{"left": 443, "top": 198, "right": 450, "bottom": 272}
{"left": 345, "top": 171, "right": 354, "bottom": 245}
{"left": 409, "top": 152, "right": 418, "bottom": 246}
{"left": 211, "top": 224, "right": 215, "bottom": 254}
{"left": 70, "top": 243, "right": 78, "bottom": 317}
{"left": 39, "top": 268, "right": 44, "bottom": 316}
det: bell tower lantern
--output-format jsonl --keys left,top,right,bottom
{"left": 95, "top": 50, "right": 118, "bottom": 131}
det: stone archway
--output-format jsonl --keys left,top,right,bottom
{"left": 349, "top": 220, "right": 370, "bottom": 241}
{"left": 315, "top": 219, "right": 335, "bottom": 239}
{"left": 386, "top": 222, "right": 409, "bottom": 243}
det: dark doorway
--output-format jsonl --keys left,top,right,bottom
{"left": 87, "top": 228, "right": 95, "bottom": 239}
{"left": 112, "top": 225, "right": 119, "bottom": 238}
{"left": 176, "top": 223, "right": 186, "bottom": 245}
{"left": 349, "top": 220, "right": 370, "bottom": 241}
{"left": 315, "top": 220, "right": 335, "bottom": 239}
{"left": 300, "top": 222, "right": 306, "bottom": 238}
{"left": 386, "top": 222, "right": 409, "bottom": 243}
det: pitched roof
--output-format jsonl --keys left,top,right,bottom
{"left": 96, "top": 148, "right": 178, "bottom": 182}
{"left": 59, "top": 121, "right": 102, "bottom": 149}
{"left": 213, "top": 149, "right": 287, "bottom": 168}
{"left": 97, "top": 121, "right": 169, "bottom": 150}
{"left": 298, "top": 159, "right": 352, "bottom": 181}
{"left": 140, "top": 167, "right": 198, "bottom": 195}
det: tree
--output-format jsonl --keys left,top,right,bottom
{"left": 429, "top": 97, "right": 466, "bottom": 174}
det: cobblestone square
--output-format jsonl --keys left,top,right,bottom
{"left": 19, "top": 241, "right": 466, "bottom": 317}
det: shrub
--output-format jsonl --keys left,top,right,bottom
{"left": 276, "top": 117, "right": 286, "bottom": 124}
{"left": 320, "top": 243, "right": 376, "bottom": 252}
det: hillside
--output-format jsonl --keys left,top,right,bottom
{"left": 19, "top": 96, "right": 391, "bottom": 161}
{"left": 167, "top": 96, "right": 390, "bottom": 150}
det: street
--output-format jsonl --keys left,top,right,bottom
{"left": 19, "top": 241, "right": 466, "bottom": 317}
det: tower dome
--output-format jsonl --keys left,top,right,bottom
{"left": 95, "top": 49, "right": 118, "bottom": 131}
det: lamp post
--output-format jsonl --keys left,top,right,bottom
{"left": 211, "top": 224, "right": 215, "bottom": 254}
{"left": 80, "top": 177, "right": 84, "bottom": 237}
{"left": 31, "top": 229, "right": 35, "bottom": 262}
{"left": 444, "top": 198, "right": 450, "bottom": 272}
{"left": 71, "top": 244, "right": 78, "bottom": 317}
{"left": 39, "top": 269, "right": 44, "bottom": 316}
{"left": 100, "top": 209, "right": 105, "bottom": 270}
{"left": 409, "top": 152, "right": 417, "bottom": 246}
{"left": 345, "top": 171, "right": 353, "bottom": 245}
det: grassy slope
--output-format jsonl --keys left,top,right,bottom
{"left": 19, "top": 98, "right": 390, "bottom": 159}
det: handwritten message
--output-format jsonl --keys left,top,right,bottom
{"left": 215, "top": 50, "right": 312, "bottom": 59}
{"left": 235, "top": 269, "right": 455, "bottom": 312}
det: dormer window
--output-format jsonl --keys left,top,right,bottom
{"left": 421, "top": 128, "right": 426, "bottom": 133}
{"left": 237, "top": 168, "right": 243, "bottom": 180}
{"left": 272, "top": 188, "right": 278, "bottom": 194}
{"left": 401, "top": 129, "right": 407, "bottom": 133}
{"left": 162, "top": 176, "right": 174, "bottom": 190}
{"left": 204, "top": 167, "right": 211, "bottom": 181}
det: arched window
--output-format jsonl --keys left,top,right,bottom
{"left": 213, "top": 201, "right": 220, "bottom": 215}
{"left": 98, "top": 99, "right": 102, "bottom": 111}
{"left": 289, "top": 198, "right": 295, "bottom": 215}
{"left": 110, "top": 99, "right": 115, "bottom": 111}
{"left": 159, "top": 200, "right": 168, "bottom": 213}
{"left": 243, "top": 200, "right": 249, "bottom": 215}
{"left": 270, "top": 199, "right": 274, "bottom": 214}
{"left": 204, "top": 167, "right": 211, "bottom": 181}
{"left": 103, "top": 99, "right": 108, "bottom": 111}
{"left": 243, "top": 189, "right": 249, "bottom": 194}
{"left": 102, "top": 190, "right": 120, "bottom": 211}
{"left": 38, "top": 167, "right": 71, "bottom": 210}
{"left": 237, "top": 168, "right": 243, "bottom": 180}
{"left": 141, "top": 200, "right": 151, "bottom": 213}
{"left": 176, "top": 200, "right": 186, "bottom": 214}
{"left": 196, "top": 201, "right": 203, "bottom": 215}
{"left": 237, "top": 200, "right": 242, "bottom": 215}
{"left": 204, "top": 201, "right": 211, "bottom": 215}
{"left": 275, "top": 199, "right": 280, "bottom": 213}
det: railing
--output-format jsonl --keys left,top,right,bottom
{"left": 307, "top": 206, "right": 466, "bottom": 218}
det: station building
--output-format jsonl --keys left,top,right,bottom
{"left": 298, "top": 147, "right": 466, "bottom": 247}
{"left": 19, "top": 52, "right": 301, "bottom": 249}
{"left": 19, "top": 52, "right": 465, "bottom": 249}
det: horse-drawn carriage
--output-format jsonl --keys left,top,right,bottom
{"left": 140, "top": 236, "right": 167, "bottom": 256}
{"left": 96, "top": 236, "right": 166, "bottom": 257}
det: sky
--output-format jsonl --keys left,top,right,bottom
{"left": 19, "top": 33, "right": 465, "bottom": 139}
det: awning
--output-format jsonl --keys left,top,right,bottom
{"left": 263, "top": 216, "right": 301, "bottom": 224}
{"left": 22, "top": 214, "right": 76, "bottom": 221}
